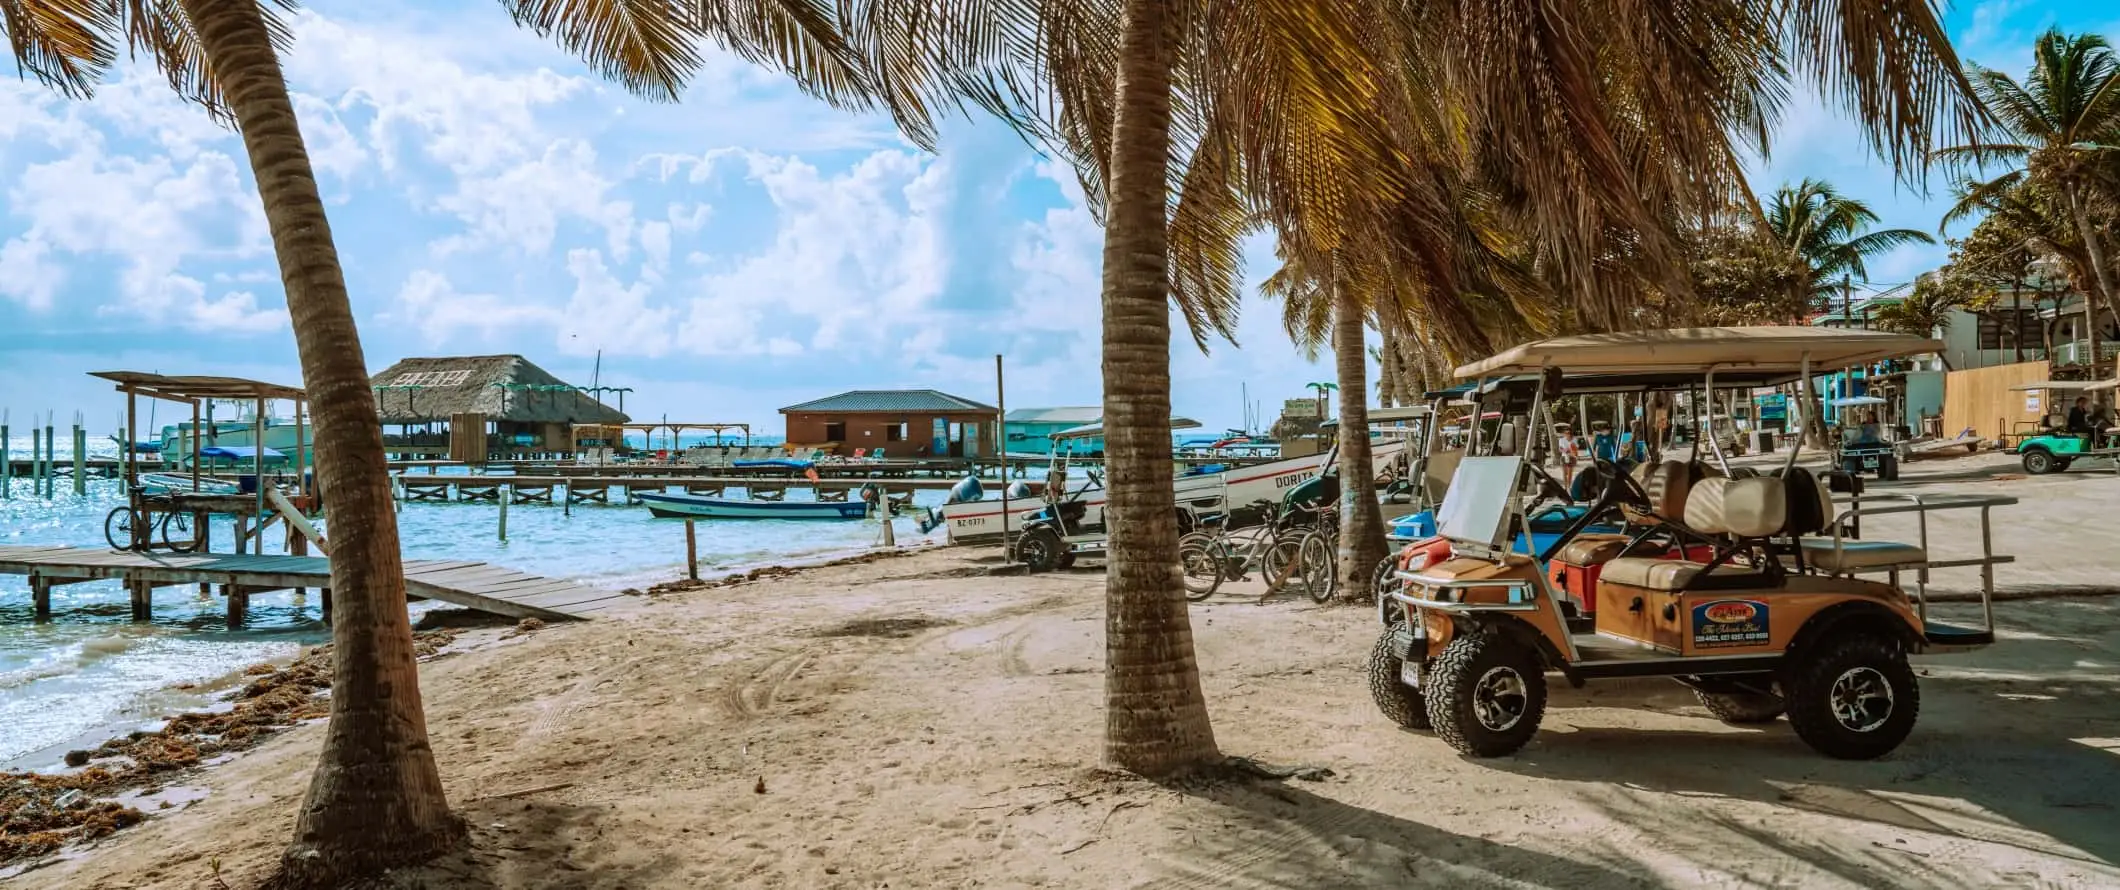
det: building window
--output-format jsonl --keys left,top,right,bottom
{"left": 824, "top": 422, "right": 847, "bottom": 442}
{"left": 1977, "top": 308, "right": 2038, "bottom": 350}
{"left": 886, "top": 423, "right": 905, "bottom": 442}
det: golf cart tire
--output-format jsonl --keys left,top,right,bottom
{"left": 1368, "top": 555, "right": 1400, "bottom": 606}
{"left": 2022, "top": 448, "right": 2056, "bottom": 475}
{"left": 1877, "top": 455, "right": 1899, "bottom": 481}
{"left": 1425, "top": 624, "right": 1547, "bottom": 758}
{"left": 1016, "top": 526, "right": 1063, "bottom": 573}
{"left": 1368, "top": 621, "right": 1431, "bottom": 730}
{"left": 1783, "top": 634, "right": 1920, "bottom": 760}
{"left": 1056, "top": 552, "right": 1077, "bottom": 570}
{"left": 1696, "top": 689, "right": 1785, "bottom": 724}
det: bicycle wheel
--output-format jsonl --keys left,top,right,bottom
{"left": 104, "top": 507, "right": 139, "bottom": 551}
{"left": 1299, "top": 530, "right": 1337, "bottom": 603}
{"left": 1178, "top": 532, "right": 1223, "bottom": 601}
{"left": 160, "top": 510, "right": 200, "bottom": 553}
{"left": 1262, "top": 530, "right": 1305, "bottom": 593}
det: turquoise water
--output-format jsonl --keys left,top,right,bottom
{"left": 0, "top": 435, "right": 949, "bottom": 768}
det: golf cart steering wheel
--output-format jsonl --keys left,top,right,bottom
{"left": 1538, "top": 459, "right": 1652, "bottom": 563}
{"left": 1523, "top": 463, "right": 1574, "bottom": 509}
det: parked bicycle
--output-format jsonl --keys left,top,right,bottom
{"left": 104, "top": 490, "right": 200, "bottom": 553}
{"left": 1178, "top": 496, "right": 1336, "bottom": 603}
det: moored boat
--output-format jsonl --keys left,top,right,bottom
{"left": 636, "top": 492, "right": 870, "bottom": 520}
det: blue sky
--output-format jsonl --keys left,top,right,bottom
{"left": 1, "top": 0, "right": 2114, "bottom": 436}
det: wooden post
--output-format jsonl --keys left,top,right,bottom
{"left": 28, "top": 421, "right": 41, "bottom": 497}
{"left": 71, "top": 423, "right": 86, "bottom": 495}
{"left": 2, "top": 417, "right": 10, "bottom": 499}
{"left": 226, "top": 585, "right": 248, "bottom": 628}
{"left": 293, "top": 398, "right": 307, "bottom": 502}
{"left": 128, "top": 578, "right": 151, "bottom": 622}
{"left": 234, "top": 515, "right": 250, "bottom": 556}
{"left": 253, "top": 396, "right": 266, "bottom": 520}
{"left": 685, "top": 519, "right": 699, "bottom": 581}
{"left": 320, "top": 586, "right": 332, "bottom": 625}
{"left": 499, "top": 484, "right": 510, "bottom": 541}
{"left": 30, "top": 575, "right": 51, "bottom": 623}
{"left": 189, "top": 397, "right": 201, "bottom": 491}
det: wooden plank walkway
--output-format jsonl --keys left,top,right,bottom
{"left": 0, "top": 544, "right": 623, "bottom": 624}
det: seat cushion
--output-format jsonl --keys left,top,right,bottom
{"left": 1602, "top": 557, "right": 1764, "bottom": 591}
{"left": 1798, "top": 538, "right": 1927, "bottom": 571}
{"left": 1555, "top": 534, "right": 1629, "bottom": 566}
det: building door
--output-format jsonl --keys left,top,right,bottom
{"left": 932, "top": 417, "right": 949, "bottom": 457}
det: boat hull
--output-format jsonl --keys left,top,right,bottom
{"left": 636, "top": 493, "right": 869, "bottom": 520}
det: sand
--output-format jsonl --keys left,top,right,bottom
{"left": 13, "top": 449, "right": 2120, "bottom": 889}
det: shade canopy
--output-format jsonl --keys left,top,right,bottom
{"left": 1829, "top": 396, "right": 1888, "bottom": 407}
{"left": 1454, "top": 327, "right": 1940, "bottom": 380}
{"left": 90, "top": 371, "right": 304, "bottom": 403}
{"left": 1053, "top": 417, "right": 1200, "bottom": 440}
{"left": 199, "top": 445, "right": 286, "bottom": 460}
{"left": 2008, "top": 380, "right": 2113, "bottom": 392}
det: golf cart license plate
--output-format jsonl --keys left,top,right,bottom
{"left": 1861, "top": 456, "right": 1879, "bottom": 468}
{"left": 1399, "top": 661, "right": 1421, "bottom": 687}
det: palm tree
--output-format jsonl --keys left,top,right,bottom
{"left": 4, "top": 0, "right": 867, "bottom": 882}
{"left": 1936, "top": 29, "right": 2120, "bottom": 373}
{"left": 841, "top": 0, "right": 1979, "bottom": 777}
{"left": 1761, "top": 179, "right": 1938, "bottom": 318}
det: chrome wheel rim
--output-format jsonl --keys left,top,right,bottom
{"left": 1829, "top": 666, "right": 1894, "bottom": 733}
{"left": 1472, "top": 666, "right": 1528, "bottom": 732}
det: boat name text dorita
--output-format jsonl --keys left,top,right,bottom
{"left": 1274, "top": 471, "right": 1316, "bottom": 489}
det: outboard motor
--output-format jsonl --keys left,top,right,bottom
{"left": 1005, "top": 481, "right": 1034, "bottom": 500}
{"left": 946, "top": 475, "right": 985, "bottom": 505}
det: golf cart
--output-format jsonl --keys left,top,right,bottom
{"left": 1831, "top": 395, "right": 1900, "bottom": 480}
{"left": 1369, "top": 326, "right": 2014, "bottom": 760}
{"left": 2011, "top": 380, "right": 2120, "bottom": 476}
{"left": 1011, "top": 417, "right": 1201, "bottom": 572}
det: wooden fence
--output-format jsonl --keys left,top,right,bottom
{"left": 1942, "top": 361, "right": 2048, "bottom": 443}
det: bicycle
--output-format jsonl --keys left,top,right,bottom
{"left": 1178, "top": 498, "right": 1334, "bottom": 602}
{"left": 104, "top": 492, "right": 201, "bottom": 553}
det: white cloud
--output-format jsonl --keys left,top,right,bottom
{"left": 0, "top": 237, "right": 64, "bottom": 310}
{"left": 385, "top": 269, "right": 560, "bottom": 345}
{"left": 430, "top": 139, "right": 633, "bottom": 258}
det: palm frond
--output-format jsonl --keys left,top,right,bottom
{"left": 1, "top": 0, "right": 118, "bottom": 100}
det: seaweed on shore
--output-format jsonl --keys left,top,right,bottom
{"left": 0, "top": 628, "right": 460, "bottom": 868}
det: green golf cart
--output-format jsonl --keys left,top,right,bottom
{"left": 2012, "top": 380, "right": 2119, "bottom": 475}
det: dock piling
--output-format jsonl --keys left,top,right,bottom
{"left": 43, "top": 414, "right": 55, "bottom": 498}
{"left": 498, "top": 484, "right": 510, "bottom": 541}
{"left": 685, "top": 519, "right": 699, "bottom": 580}
{"left": 226, "top": 585, "right": 248, "bottom": 628}
{"left": 71, "top": 421, "right": 86, "bottom": 495}
{"left": 2, "top": 415, "right": 10, "bottom": 498}
{"left": 128, "top": 579, "right": 151, "bottom": 622}
{"left": 29, "top": 575, "right": 51, "bottom": 623}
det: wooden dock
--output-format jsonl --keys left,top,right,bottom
{"left": 390, "top": 474, "right": 1047, "bottom": 504}
{"left": 0, "top": 544, "right": 621, "bottom": 626}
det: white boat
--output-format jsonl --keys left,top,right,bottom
{"left": 636, "top": 492, "right": 871, "bottom": 520}
{"left": 159, "top": 414, "right": 313, "bottom": 469}
{"left": 926, "top": 422, "right": 1409, "bottom": 545}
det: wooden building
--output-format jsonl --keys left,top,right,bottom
{"left": 780, "top": 390, "right": 998, "bottom": 458}
{"left": 371, "top": 355, "right": 628, "bottom": 460}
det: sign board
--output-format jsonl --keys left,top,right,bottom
{"left": 1283, "top": 398, "right": 1322, "bottom": 419}
{"left": 2026, "top": 393, "right": 2041, "bottom": 413}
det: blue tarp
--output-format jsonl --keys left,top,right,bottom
{"left": 198, "top": 445, "right": 286, "bottom": 460}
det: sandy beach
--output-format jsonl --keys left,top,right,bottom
{"left": 11, "top": 450, "right": 2120, "bottom": 889}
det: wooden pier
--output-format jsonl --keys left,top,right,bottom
{"left": 0, "top": 545, "right": 621, "bottom": 626}
{"left": 390, "top": 474, "right": 1047, "bottom": 505}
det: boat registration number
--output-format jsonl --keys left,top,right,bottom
{"left": 1399, "top": 661, "right": 1421, "bottom": 687}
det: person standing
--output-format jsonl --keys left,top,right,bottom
{"left": 1555, "top": 422, "right": 1581, "bottom": 483}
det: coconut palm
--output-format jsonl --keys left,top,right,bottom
{"left": 1936, "top": 29, "right": 2120, "bottom": 372}
{"left": 839, "top": 0, "right": 1979, "bottom": 777}
{"left": 3, "top": 0, "right": 867, "bottom": 883}
{"left": 1761, "top": 179, "right": 1937, "bottom": 315}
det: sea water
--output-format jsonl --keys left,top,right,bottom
{"left": 0, "top": 435, "right": 963, "bottom": 768}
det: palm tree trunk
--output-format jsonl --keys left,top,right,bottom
{"left": 1098, "top": 0, "right": 1218, "bottom": 778}
{"left": 1332, "top": 272, "right": 1388, "bottom": 598}
{"left": 178, "top": 0, "right": 462, "bottom": 883}
{"left": 2065, "top": 184, "right": 2117, "bottom": 375}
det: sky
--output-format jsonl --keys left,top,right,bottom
{"left": 1, "top": 0, "right": 2115, "bottom": 437}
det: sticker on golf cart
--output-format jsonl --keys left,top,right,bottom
{"left": 1691, "top": 599, "right": 1770, "bottom": 648}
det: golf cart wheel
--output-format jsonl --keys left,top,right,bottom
{"left": 1367, "top": 555, "right": 1401, "bottom": 605}
{"left": 1696, "top": 689, "right": 1785, "bottom": 724}
{"left": 1425, "top": 625, "right": 1547, "bottom": 757}
{"left": 1178, "top": 533, "right": 1223, "bottom": 601}
{"left": 1877, "top": 456, "right": 1899, "bottom": 482}
{"left": 1367, "top": 621, "right": 1430, "bottom": 730}
{"left": 1016, "top": 526, "right": 1063, "bottom": 573}
{"left": 1298, "top": 531, "right": 1336, "bottom": 604}
{"left": 1056, "top": 552, "right": 1077, "bottom": 570}
{"left": 1783, "top": 634, "right": 1920, "bottom": 760}
{"left": 2022, "top": 449, "right": 2056, "bottom": 475}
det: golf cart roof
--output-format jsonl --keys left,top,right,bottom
{"left": 1320, "top": 405, "right": 1432, "bottom": 427}
{"left": 1454, "top": 326, "right": 1940, "bottom": 379}
{"left": 2008, "top": 380, "right": 2113, "bottom": 392}
{"left": 1052, "top": 417, "right": 1200, "bottom": 440}
{"left": 1829, "top": 395, "right": 1889, "bottom": 407}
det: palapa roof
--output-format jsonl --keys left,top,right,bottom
{"left": 1004, "top": 406, "right": 1102, "bottom": 425}
{"left": 369, "top": 355, "right": 628, "bottom": 424}
{"left": 781, "top": 389, "right": 997, "bottom": 414}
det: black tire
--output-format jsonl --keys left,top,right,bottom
{"left": 1299, "top": 531, "right": 1336, "bottom": 604}
{"left": 1782, "top": 635, "right": 1919, "bottom": 760}
{"left": 1055, "top": 552, "right": 1078, "bottom": 570}
{"left": 1424, "top": 625, "right": 1548, "bottom": 757}
{"left": 1367, "top": 622, "right": 1431, "bottom": 729}
{"left": 1877, "top": 456, "right": 1899, "bottom": 482}
{"left": 2022, "top": 449, "right": 2055, "bottom": 475}
{"left": 104, "top": 507, "right": 138, "bottom": 551}
{"left": 1178, "top": 533, "right": 1223, "bottom": 601}
{"left": 1368, "top": 555, "right": 1401, "bottom": 606}
{"left": 1696, "top": 689, "right": 1785, "bottom": 724}
{"left": 159, "top": 511, "right": 200, "bottom": 553}
{"left": 1016, "top": 525, "right": 1063, "bottom": 573}
{"left": 2056, "top": 458, "right": 2074, "bottom": 472}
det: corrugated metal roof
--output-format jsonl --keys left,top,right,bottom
{"left": 780, "top": 389, "right": 997, "bottom": 413}
{"left": 1004, "top": 406, "right": 1102, "bottom": 424}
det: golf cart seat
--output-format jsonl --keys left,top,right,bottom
{"left": 1555, "top": 534, "right": 1632, "bottom": 565}
{"left": 1600, "top": 475, "right": 1784, "bottom": 592}
{"left": 1796, "top": 539, "right": 1928, "bottom": 572}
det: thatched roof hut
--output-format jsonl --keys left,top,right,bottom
{"left": 370, "top": 355, "right": 629, "bottom": 425}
